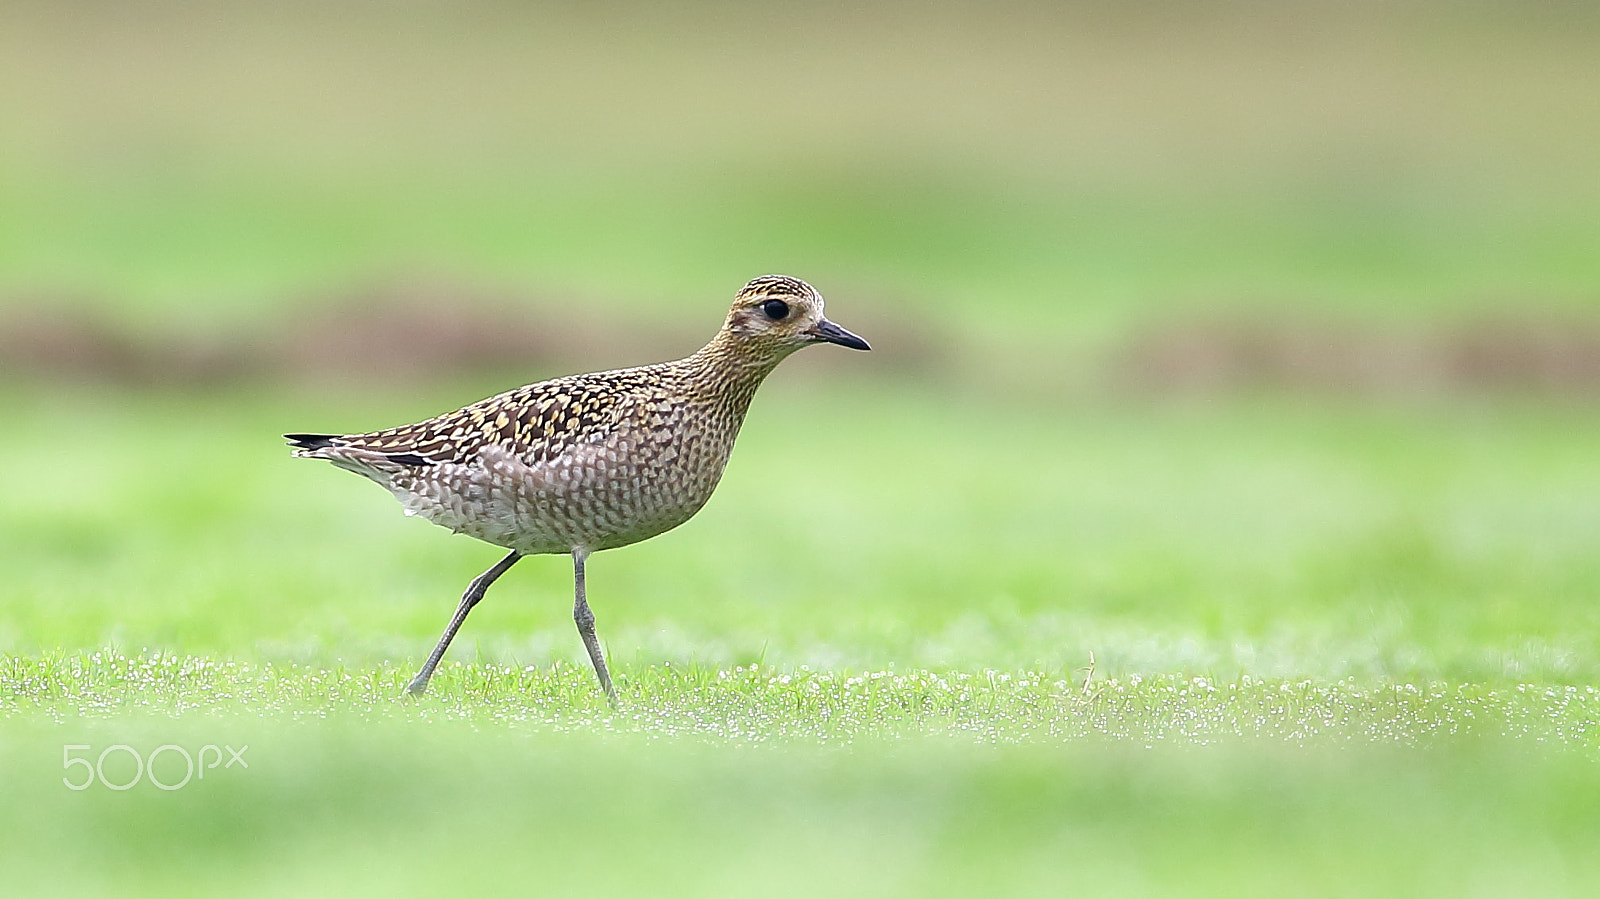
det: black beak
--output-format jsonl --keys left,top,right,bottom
{"left": 807, "top": 318, "right": 871, "bottom": 351}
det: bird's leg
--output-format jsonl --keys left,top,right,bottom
{"left": 572, "top": 548, "right": 618, "bottom": 706}
{"left": 405, "top": 549, "right": 521, "bottom": 695}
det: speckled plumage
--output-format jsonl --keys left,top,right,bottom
{"left": 286, "top": 275, "right": 869, "bottom": 702}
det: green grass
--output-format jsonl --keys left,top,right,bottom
{"left": 5, "top": 716, "right": 1596, "bottom": 898}
{"left": 8, "top": 650, "right": 1600, "bottom": 747}
{"left": 3, "top": 382, "right": 1600, "bottom": 895}
{"left": 5, "top": 651, "right": 1600, "bottom": 896}
{"left": 5, "top": 383, "right": 1600, "bottom": 680}
{"left": 4, "top": 2, "right": 1600, "bottom": 893}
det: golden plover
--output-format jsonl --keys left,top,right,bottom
{"left": 286, "top": 275, "right": 870, "bottom": 703}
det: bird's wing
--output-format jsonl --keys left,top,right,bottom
{"left": 288, "top": 369, "right": 656, "bottom": 476}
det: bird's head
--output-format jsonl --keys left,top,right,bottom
{"left": 719, "top": 275, "right": 871, "bottom": 361}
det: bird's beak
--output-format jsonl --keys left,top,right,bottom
{"left": 806, "top": 318, "right": 872, "bottom": 351}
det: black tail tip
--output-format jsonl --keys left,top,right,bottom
{"left": 285, "top": 433, "right": 339, "bottom": 450}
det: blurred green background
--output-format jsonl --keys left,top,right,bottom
{"left": 3, "top": 1, "right": 1600, "bottom": 895}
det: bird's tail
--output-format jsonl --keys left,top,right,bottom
{"left": 285, "top": 432, "right": 428, "bottom": 488}
{"left": 285, "top": 433, "right": 340, "bottom": 450}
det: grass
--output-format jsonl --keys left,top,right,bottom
{"left": 5, "top": 716, "right": 1596, "bottom": 898}
{"left": 3, "top": 2, "right": 1600, "bottom": 893}
{"left": 4, "top": 650, "right": 1600, "bottom": 896}
{"left": 8, "top": 650, "right": 1600, "bottom": 748}
{"left": 5, "top": 383, "right": 1600, "bottom": 680}
{"left": 3, "top": 381, "right": 1600, "bottom": 895}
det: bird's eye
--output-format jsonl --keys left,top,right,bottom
{"left": 761, "top": 299, "right": 790, "bottom": 321}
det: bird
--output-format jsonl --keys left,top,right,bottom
{"left": 285, "top": 275, "right": 870, "bottom": 704}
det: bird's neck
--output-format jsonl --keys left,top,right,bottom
{"left": 682, "top": 330, "right": 794, "bottom": 408}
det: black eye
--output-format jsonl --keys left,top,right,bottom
{"left": 761, "top": 299, "right": 790, "bottom": 321}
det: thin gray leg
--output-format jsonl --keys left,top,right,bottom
{"left": 405, "top": 549, "right": 521, "bottom": 694}
{"left": 572, "top": 548, "right": 618, "bottom": 706}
